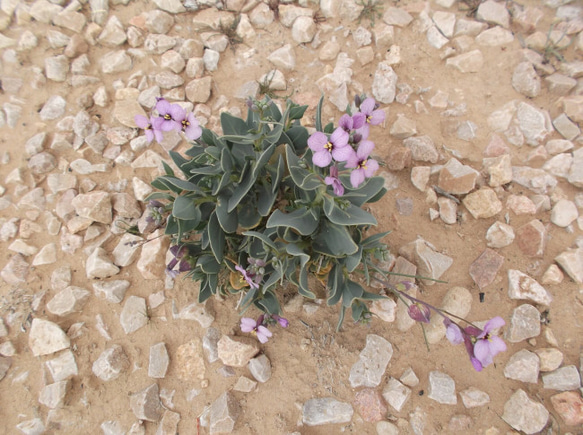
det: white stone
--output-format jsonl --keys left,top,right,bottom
{"left": 29, "top": 319, "right": 70, "bottom": 357}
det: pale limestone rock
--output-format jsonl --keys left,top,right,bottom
{"left": 476, "top": 0, "right": 510, "bottom": 27}
{"left": 209, "top": 391, "right": 240, "bottom": 433}
{"left": 46, "top": 350, "right": 78, "bottom": 382}
{"left": 92, "top": 280, "right": 129, "bottom": 304}
{"left": 383, "top": 7, "right": 413, "bottom": 27}
{"left": 185, "top": 76, "right": 212, "bottom": 103}
{"left": 446, "top": 50, "right": 483, "bottom": 73}
{"left": 463, "top": 188, "right": 502, "bottom": 219}
{"left": 71, "top": 191, "right": 112, "bottom": 224}
{"left": 149, "top": 342, "right": 169, "bottom": 379}
{"left": 486, "top": 221, "right": 515, "bottom": 248}
{"left": 398, "top": 238, "right": 453, "bottom": 286}
{"left": 217, "top": 335, "right": 259, "bottom": 367}
{"left": 267, "top": 44, "right": 295, "bottom": 71}
{"left": 476, "top": 26, "right": 514, "bottom": 46}
{"left": 92, "top": 345, "right": 131, "bottom": 381}
{"left": 120, "top": 296, "right": 148, "bottom": 334}
{"left": 437, "top": 158, "right": 479, "bottom": 194}
{"left": 508, "top": 269, "right": 552, "bottom": 305}
{"left": 504, "top": 349, "right": 540, "bottom": 383}
{"left": 460, "top": 387, "right": 490, "bottom": 408}
{"left": 551, "top": 199, "right": 578, "bottom": 227}
{"left": 39, "top": 380, "right": 70, "bottom": 409}
{"left": 86, "top": 247, "right": 120, "bottom": 279}
{"left": 47, "top": 286, "right": 90, "bottom": 317}
{"left": 136, "top": 230, "right": 169, "bottom": 279}
{"left": 130, "top": 383, "right": 163, "bottom": 422}
{"left": 112, "top": 233, "right": 142, "bottom": 267}
{"left": 502, "top": 390, "right": 549, "bottom": 434}
{"left": 535, "top": 348, "right": 563, "bottom": 372}
{"left": 555, "top": 248, "right": 583, "bottom": 283}
{"left": 176, "top": 340, "right": 206, "bottom": 381}
{"left": 29, "top": 319, "right": 70, "bottom": 357}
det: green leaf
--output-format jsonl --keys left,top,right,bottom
{"left": 286, "top": 244, "right": 315, "bottom": 299}
{"left": 313, "top": 220, "right": 358, "bottom": 257}
{"left": 335, "top": 305, "right": 346, "bottom": 332}
{"left": 228, "top": 162, "right": 256, "bottom": 212}
{"left": 341, "top": 176, "right": 385, "bottom": 206}
{"left": 351, "top": 301, "right": 365, "bottom": 323}
{"left": 327, "top": 264, "right": 344, "bottom": 306}
{"left": 239, "top": 287, "right": 258, "bottom": 311}
{"left": 190, "top": 164, "right": 222, "bottom": 175}
{"left": 360, "top": 291, "right": 387, "bottom": 301}
{"left": 242, "top": 231, "right": 278, "bottom": 251}
{"left": 172, "top": 195, "right": 200, "bottom": 220}
{"left": 266, "top": 208, "right": 319, "bottom": 236}
{"left": 265, "top": 99, "right": 282, "bottom": 122}
{"left": 256, "top": 291, "right": 281, "bottom": 314}
{"left": 208, "top": 212, "right": 225, "bottom": 263}
{"left": 185, "top": 144, "right": 206, "bottom": 158}
{"left": 212, "top": 171, "right": 232, "bottom": 196}
{"left": 198, "top": 255, "right": 221, "bottom": 274}
{"left": 361, "top": 231, "right": 390, "bottom": 249}
{"left": 252, "top": 142, "right": 276, "bottom": 178}
{"left": 169, "top": 150, "right": 189, "bottom": 171}
{"left": 289, "top": 104, "right": 308, "bottom": 121}
{"left": 153, "top": 176, "right": 202, "bottom": 193}
{"left": 220, "top": 148, "right": 233, "bottom": 172}
{"left": 199, "top": 274, "right": 217, "bottom": 302}
{"left": 344, "top": 246, "right": 363, "bottom": 272}
{"left": 323, "top": 122, "right": 334, "bottom": 134}
{"left": 257, "top": 182, "right": 276, "bottom": 216}
{"left": 262, "top": 267, "right": 283, "bottom": 291}
{"left": 263, "top": 122, "right": 283, "bottom": 146}
{"left": 315, "top": 95, "right": 324, "bottom": 132}
{"left": 221, "top": 112, "right": 249, "bottom": 136}
{"left": 286, "top": 145, "right": 321, "bottom": 191}
{"left": 238, "top": 203, "right": 262, "bottom": 229}
{"left": 216, "top": 195, "right": 238, "bottom": 233}
{"left": 144, "top": 192, "right": 174, "bottom": 202}
{"left": 271, "top": 154, "right": 285, "bottom": 195}
{"left": 342, "top": 280, "right": 364, "bottom": 308}
{"left": 322, "top": 196, "right": 377, "bottom": 226}
{"left": 162, "top": 160, "right": 175, "bottom": 177}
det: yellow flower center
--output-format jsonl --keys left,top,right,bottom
{"left": 359, "top": 159, "right": 368, "bottom": 170}
{"left": 164, "top": 114, "right": 172, "bottom": 120}
{"left": 324, "top": 141, "right": 333, "bottom": 152}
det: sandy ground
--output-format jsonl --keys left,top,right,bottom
{"left": 0, "top": 0, "right": 582, "bottom": 434}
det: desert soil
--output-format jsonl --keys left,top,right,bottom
{"left": 0, "top": 0, "right": 582, "bottom": 434}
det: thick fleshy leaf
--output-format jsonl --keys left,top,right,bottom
{"left": 172, "top": 195, "right": 199, "bottom": 220}
{"left": 208, "top": 212, "right": 225, "bottom": 263}
{"left": 323, "top": 196, "right": 377, "bottom": 226}
{"left": 266, "top": 208, "right": 319, "bottom": 236}
{"left": 228, "top": 163, "right": 256, "bottom": 212}
{"left": 216, "top": 195, "right": 238, "bottom": 233}
{"left": 313, "top": 220, "right": 358, "bottom": 257}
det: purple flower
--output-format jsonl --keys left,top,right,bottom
{"left": 339, "top": 113, "right": 366, "bottom": 132}
{"left": 473, "top": 317, "right": 507, "bottom": 369}
{"left": 165, "top": 244, "right": 192, "bottom": 278}
{"left": 345, "top": 140, "right": 379, "bottom": 188}
{"left": 240, "top": 316, "right": 273, "bottom": 343}
{"left": 154, "top": 98, "right": 183, "bottom": 132}
{"left": 407, "top": 302, "right": 431, "bottom": 323}
{"left": 272, "top": 315, "right": 289, "bottom": 328}
{"left": 134, "top": 114, "right": 156, "bottom": 143}
{"left": 235, "top": 265, "right": 260, "bottom": 289}
{"left": 325, "top": 165, "right": 344, "bottom": 196}
{"left": 256, "top": 325, "right": 273, "bottom": 343}
{"left": 240, "top": 317, "right": 257, "bottom": 332}
{"left": 308, "top": 128, "right": 352, "bottom": 167}
{"left": 178, "top": 111, "right": 202, "bottom": 141}
{"left": 444, "top": 321, "right": 464, "bottom": 345}
{"left": 358, "top": 97, "right": 385, "bottom": 136}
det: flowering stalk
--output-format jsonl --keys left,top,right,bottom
{"left": 375, "top": 277, "right": 506, "bottom": 372}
